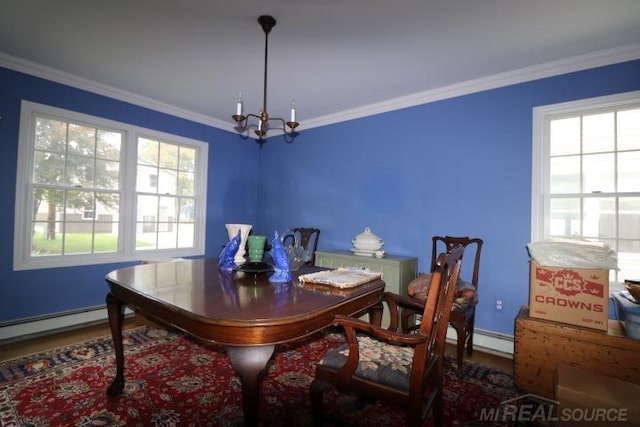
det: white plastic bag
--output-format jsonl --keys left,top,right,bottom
{"left": 526, "top": 237, "right": 618, "bottom": 269}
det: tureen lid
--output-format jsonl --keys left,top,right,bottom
{"left": 353, "top": 227, "right": 382, "bottom": 243}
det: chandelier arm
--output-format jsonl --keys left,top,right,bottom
{"left": 245, "top": 113, "right": 261, "bottom": 120}
{"left": 233, "top": 113, "right": 260, "bottom": 131}
{"left": 269, "top": 117, "right": 285, "bottom": 126}
{"left": 267, "top": 116, "right": 298, "bottom": 135}
{"left": 240, "top": 114, "right": 298, "bottom": 135}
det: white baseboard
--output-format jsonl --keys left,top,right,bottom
{"left": 447, "top": 326, "right": 514, "bottom": 358}
{"left": 0, "top": 306, "right": 134, "bottom": 343}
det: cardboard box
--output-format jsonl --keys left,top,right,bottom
{"left": 556, "top": 364, "right": 640, "bottom": 426}
{"left": 529, "top": 259, "right": 608, "bottom": 331}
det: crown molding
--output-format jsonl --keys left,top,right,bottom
{"left": 303, "top": 43, "right": 640, "bottom": 130}
{"left": 0, "top": 52, "right": 235, "bottom": 133}
{"left": 2, "top": 43, "right": 639, "bottom": 134}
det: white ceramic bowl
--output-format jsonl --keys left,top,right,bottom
{"left": 374, "top": 250, "right": 386, "bottom": 258}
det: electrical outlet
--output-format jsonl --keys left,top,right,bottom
{"left": 495, "top": 299, "right": 503, "bottom": 312}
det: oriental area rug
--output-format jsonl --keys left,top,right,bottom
{"left": 0, "top": 326, "right": 519, "bottom": 427}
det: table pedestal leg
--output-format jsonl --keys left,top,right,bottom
{"left": 227, "top": 345, "right": 275, "bottom": 427}
{"left": 105, "top": 292, "right": 125, "bottom": 396}
{"left": 369, "top": 301, "right": 384, "bottom": 327}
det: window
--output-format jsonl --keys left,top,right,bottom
{"left": 14, "top": 101, "right": 208, "bottom": 270}
{"left": 532, "top": 91, "right": 640, "bottom": 291}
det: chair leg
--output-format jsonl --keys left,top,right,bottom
{"left": 407, "top": 398, "right": 425, "bottom": 427}
{"left": 431, "top": 388, "right": 444, "bottom": 427}
{"left": 451, "top": 322, "right": 466, "bottom": 377}
{"left": 310, "top": 379, "right": 329, "bottom": 426}
{"left": 466, "top": 317, "right": 475, "bottom": 356}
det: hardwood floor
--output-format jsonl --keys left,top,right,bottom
{"left": 0, "top": 316, "right": 150, "bottom": 363}
{"left": 0, "top": 316, "right": 514, "bottom": 374}
{"left": 447, "top": 342, "right": 514, "bottom": 373}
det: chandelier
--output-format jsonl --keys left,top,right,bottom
{"left": 232, "top": 15, "right": 299, "bottom": 142}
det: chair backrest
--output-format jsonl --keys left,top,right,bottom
{"left": 282, "top": 227, "right": 320, "bottom": 265}
{"left": 430, "top": 236, "right": 482, "bottom": 290}
{"left": 419, "top": 244, "right": 464, "bottom": 360}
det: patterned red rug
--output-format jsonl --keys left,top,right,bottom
{"left": 0, "top": 326, "right": 517, "bottom": 426}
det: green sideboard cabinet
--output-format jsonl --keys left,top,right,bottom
{"left": 314, "top": 250, "right": 419, "bottom": 328}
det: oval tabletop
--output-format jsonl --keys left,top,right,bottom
{"left": 105, "top": 258, "right": 385, "bottom": 346}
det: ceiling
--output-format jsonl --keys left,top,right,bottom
{"left": 2, "top": 0, "right": 640, "bottom": 133}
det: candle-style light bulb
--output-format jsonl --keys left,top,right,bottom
{"left": 290, "top": 99, "right": 296, "bottom": 123}
{"left": 236, "top": 92, "right": 243, "bottom": 116}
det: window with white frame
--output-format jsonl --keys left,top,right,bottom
{"left": 14, "top": 101, "right": 208, "bottom": 270}
{"left": 532, "top": 91, "right": 640, "bottom": 291}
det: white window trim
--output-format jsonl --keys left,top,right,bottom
{"left": 531, "top": 90, "right": 640, "bottom": 289}
{"left": 14, "top": 100, "right": 208, "bottom": 271}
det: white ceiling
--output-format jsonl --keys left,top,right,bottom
{"left": 2, "top": 0, "right": 640, "bottom": 133}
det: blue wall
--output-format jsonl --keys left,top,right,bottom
{"left": 0, "top": 67, "right": 258, "bottom": 322}
{"left": 256, "top": 60, "right": 640, "bottom": 334}
{"left": 1, "top": 60, "right": 639, "bottom": 335}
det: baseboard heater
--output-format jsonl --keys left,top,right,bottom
{"left": 0, "top": 305, "right": 134, "bottom": 344}
{"left": 1, "top": 308, "right": 514, "bottom": 357}
{"left": 447, "top": 326, "right": 514, "bottom": 358}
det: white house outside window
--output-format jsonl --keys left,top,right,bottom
{"left": 14, "top": 101, "right": 208, "bottom": 270}
{"left": 135, "top": 137, "right": 198, "bottom": 251}
{"left": 532, "top": 91, "right": 640, "bottom": 291}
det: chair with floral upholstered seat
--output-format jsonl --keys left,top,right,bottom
{"left": 401, "top": 236, "right": 483, "bottom": 377}
{"left": 310, "top": 245, "right": 464, "bottom": 427}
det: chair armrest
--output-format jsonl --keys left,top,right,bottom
{"left": 384, "top": 291, "right": 425, "bottom": 311}
{"left": 383, "top": 291, "right": 426, "bottom": 332}
{"left": 334, "top": 314, "right": 428, "bottom": 346}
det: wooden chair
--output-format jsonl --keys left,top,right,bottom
{"left": 281, "top": 227, "right": 320, "bottom": 265}
{"left": 401, "top": 236, "right": 483, "bottom": 376}
{"left": 310, "top": 245, "right": 464, "bottom": 427}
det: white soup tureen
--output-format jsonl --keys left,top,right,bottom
{"left": 352, "top": 227, "right": 384, "bottom": 251}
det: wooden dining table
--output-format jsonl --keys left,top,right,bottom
{"left": 104, "top": 258, "right": 385, "bottom": 426}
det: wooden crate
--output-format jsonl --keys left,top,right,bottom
{"left": 514, "top": 306, "right": 640, "bottom": 399}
